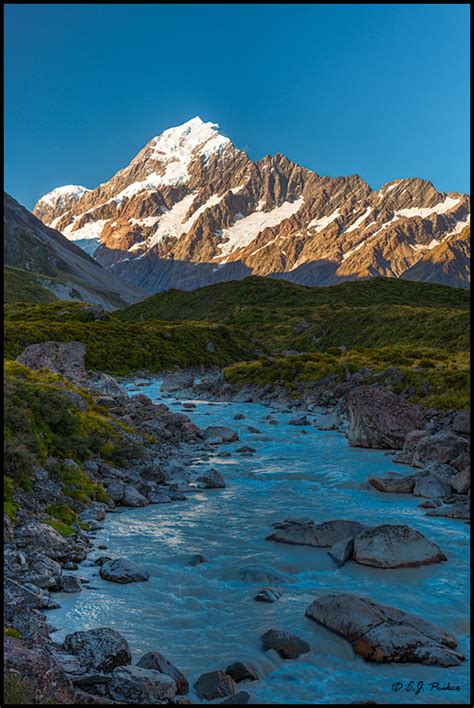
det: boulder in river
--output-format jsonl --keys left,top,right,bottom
{"left": 63, "top": 627, "right": 131, "bottom": 672}
{"left": 254, "top": 587, "right": 283, "bottom": 603}
{"left": 327, "top": 536, "right": 354, "bottom": 567}
{"left": 108, "top": 664, "right": 177, "bottom": 702}
{"left": 121, "top": 485, "right": 150, "bottom": 507}
{"left": 196, "top": 468, "right": 225, "bottom": 489}
{"left": 346, "top": 386, "right": 425, "bottom": 449}
{"left": 61, "top": 575, "right": 83, "bottom": 593}
{"left": 137, "top": 651, "right": 189, "bottom": 695}
{"left": 305, "top": 593, "right": 464, "bottom": 666}
{"left": 352, "top": 525, "right": 447, "bottom": 568}
{"left": 267, "top": 518, "right": 370, "bottom": 547}
{"left": 261, "top": 629, "right": 310, "bottom": 659}
{"left": 99, "top": 558, "right": 149, "bottom": 584}
{"left": 225, "top": 662, "right": 258, "bottom": 682}
{"left": 368, "top": 473, "right": 415, "bottom": 494}
{"left": 194, "top": 670, "right": 236, "bottom": 700}
{"left": 203, "top": 426, "right": 239, "bottom": 444}
{"left": 413, "top": 474, "right": 452, "bottom": 499}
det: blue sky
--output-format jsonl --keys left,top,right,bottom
{"left": 4, "top": 3, "right": 470, "bottom": 209}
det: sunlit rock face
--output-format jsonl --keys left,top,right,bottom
{"left": 34, "top": 117, "right": 470, "bottom": 292}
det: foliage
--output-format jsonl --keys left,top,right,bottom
{"left": 3, "top": 267, "right": 59, "bottom": 305}
{"left": 224, "top": 346, "right": 470, "bottom": 410}
{"left": 4, "top": 672, "right": 35, "bottom": 705}
{"left": 4, "top": 312, "right": 256, "bottom": 375}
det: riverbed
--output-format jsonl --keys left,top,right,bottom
{"left": 46, "top": 379, "right": 470, "bottom": 704}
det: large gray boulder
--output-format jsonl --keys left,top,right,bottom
{"left": 352, "top": 525, "right": 447, "bottom": 568}
{"left": 100, "top": 558, "right": 149, "bottom": 584}
{"left": 161, "top": 372, "right": 194, "bottom": 393}
{"left": 368, "top": 473, "right": 415, "bottom": 494}
{"left": 451, "top": 467, "right": 470, "bottom": 494}
{"left": 194, "top": 671, "right": 236, "bottom": 700}
{"left": 267, "top": 518, "right": 370, "bottom": 547}
{"left": 63, "top": 628, "right": 131, "bottom": 672}
{"left": 225, "top": 662, "right": 258, "bottom": 683}
{"left": 346, "top": 386, "right": 425, "bottom": 449}
{"left": 108, "top": 665, "right": 177, "bottom": 702}
{"left": 327, "top": 536, "right": 355, "bottom": 567}
{"left": 196, "top": 468, "right": 225, "bottom": 489}
{"left": 413, "top": 474, "right": 452, "bottom": 499}
{"left": 305, "top": 593, "right": 464, "bottom": 666}
{"left": 15, "top": 523, "right": 69, "bottom": 560}
{"left": 412, "top": 431, "right": 470, "bottom": 468}
{"left": 16, "top": 341, "right": 87, "bottom": 382}
{"left": 203, "top": 426, "right": 239, "bottom": 444}
{"left": 452, "top": 411, "right": 470, "bottom": 436}
{"left": 137, "top": 651, "right": 189, "bottom": 695}
{"left": 121, "top": 485, "right": 150, "bottom": 507}
{"left": 261, "top": 629, "right": 310, "bottom": 659}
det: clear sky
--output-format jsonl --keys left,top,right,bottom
{"left": 4, "top": 3, "right": 470, "bottom": 210}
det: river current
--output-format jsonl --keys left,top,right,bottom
{"left": 45, "top": 379, "right": 470, "bottom": 704}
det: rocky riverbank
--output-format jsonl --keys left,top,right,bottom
{"left": 4, "top": 346, "right": 470, "bottom": 704}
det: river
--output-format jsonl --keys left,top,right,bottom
{"left": 45, "top": 379, "right": 470, "bottom": 704}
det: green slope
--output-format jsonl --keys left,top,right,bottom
{"left": 4, "top": 267, "right": 59, "bottom": 305}
{"left": 116, "top": 276, "right": 470, "bottom": 352}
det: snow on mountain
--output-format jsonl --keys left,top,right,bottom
{"left": 33, "top": 117, "right": 471, "bottom": 291}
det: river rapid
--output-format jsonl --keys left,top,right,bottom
{"left": 45, "top": 379, "right": 470, "bottom": 704}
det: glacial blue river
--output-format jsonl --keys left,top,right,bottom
{"left": 46, "top": 380, "right": 470, "bottom": 704}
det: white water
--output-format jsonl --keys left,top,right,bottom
{"left": 46, "top": 380, "right": 470, "bottom": 704}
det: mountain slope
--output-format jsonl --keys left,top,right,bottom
{"left": 34, "top": 117, "right": 470, "bottom": 291}
{"left": 401, "top": 225, "right": 470, "bottom": 288}
{"left": 4, "top": 193, "right": 146, "bottom": 309}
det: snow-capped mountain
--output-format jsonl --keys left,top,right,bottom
{"left": 34, "top": 117, "right": 471, "bottom": 291}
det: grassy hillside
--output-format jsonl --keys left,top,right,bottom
{"left": 224, "top": 347, "right": 470, "bottom": 410}
{"left": 4, "top": 302, "right": 256, "bottom": 375}
{"left": 4, "top": 266, "right": 59, "bottom": 305}
{"left": 116, "top": 276, "right": 470, "bottom": 352}
{"left": 3, "top": 360, "right": 144, "bottom": 530}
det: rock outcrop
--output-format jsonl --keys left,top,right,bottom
{"left": 346, "top": 386, "right": 425, "bottom": 449}
{"left": 305, "top": 594, "right": 464, "bottom": 666}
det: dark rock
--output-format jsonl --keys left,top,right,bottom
{"left": 137, "top": 651, "right": 189, "bottom": 695}
{"left": 99, "top": 558, "right": 149, "bottom": 584}
{"left": 327, "top": 536, "right": 354, "bottom": 567}
{"left": 61, "top": 575, "right": 83, "bottom": 593}
{"left": 203, "top": 426, "right": 239, "bottom": 443}
{"left": 194, "top": 671, "right": 236, "bottom": 700}
{"left": 267, "top": 518, "right": 370, "bottom": 547}
{"left": 225, "top": 662, "right": 258, "bottom": 683}
{"left": 63, "top": 628, "right": 132, "bottom": 672}
{"left": 261, "top": 629, "right": 310, "bottom": 659}
{"left": 352, "top": 525, "right": 447, "bottom": 568}
{"left": 196, "top": 469, "right": 225, "bottom": 489}
{"left": 254, "top": 587, "right": 283, "bottom": 603}
{"left": 16, "top": 341, "right": 87, "bottom": 382}
{"left": 305, "top": 593, "right": 464, "bottom": 666}
{"left": 368, "top": 473, "right": 415, "bottom": 494}
{"left": 108, "top": 665, "right": 177, "bottom": 702}
{"left": 346, "top": 386, "right": 425, "bottom": 449}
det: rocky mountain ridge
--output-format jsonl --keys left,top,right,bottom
{"left": 34, "top": 117, "right": 470, "bottom": 291}
{"left": 4, "top": 192, "right": 146, "bottom": 309}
